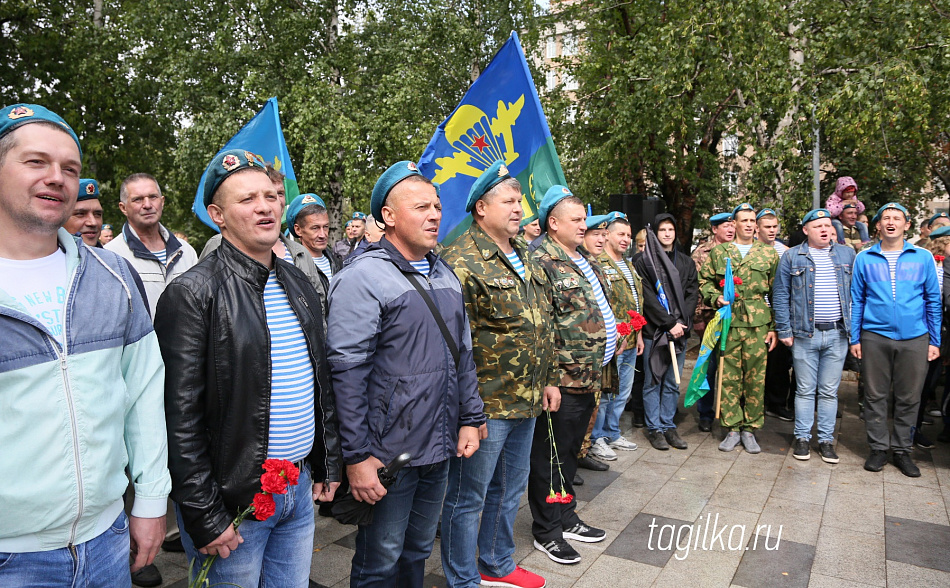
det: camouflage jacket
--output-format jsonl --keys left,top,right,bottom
{"left": 442, "top": 223, "right": 557, "bottom": 419}
{"left": 597, "top": 252, "right": 644, "bottom": 345}
{"left": 532, "top": 235, "right": 610, "bottom": 394}
{"left": 699, "top": 241, "right": 779, "bottom": 329}
{"left": 691, "top": 239, "right": 718, "bottom": 325}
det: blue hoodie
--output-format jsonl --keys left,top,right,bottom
{"left": 850, "top": 240, "right": 941, "bottom": 346}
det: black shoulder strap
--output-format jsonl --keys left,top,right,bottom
{"left": 402, "top": 271, "right": 461, "bottom": 369}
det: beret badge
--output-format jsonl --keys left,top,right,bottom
{"left": 85, "top": 182, "right": 96, "bottom": 195}
{"left": 8, "top": 106, "right": 34, "bottom": 120}
{"left": 222, "top": 154, "right": 240, "bottom": 171}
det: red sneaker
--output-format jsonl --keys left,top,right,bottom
{"left": 479, "top": 566, "right": 546, "bottom": 588}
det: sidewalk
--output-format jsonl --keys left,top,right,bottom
{"left": 156, "top": 378, "right": 950, "bottom": 587}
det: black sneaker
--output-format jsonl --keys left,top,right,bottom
{"left": 915, "top": 430, "right": 936, "bottom": 449}
{"left": 765, "top": 406, "right": 794, "bottom": 422}
{"left": 161, "top": 535, "right": 184, "bottom": 552}
{"left": 664, "top": 429, "right": 688, "bottom": 450}
{"left": 577, "top": 456, "right": 609, "bottom": 471}
{"left": 647, "top": 429, "right": 670, "bottom": 450}
{"left": 698, "top": 418, "right": 713, "bottom": 432}
{"left": 533, "top": 538, "right": 581, "bottom": 564}
{"left": 864, "top": 450, "right": 888, "bottom": 472}
{"left": 131, "top": 564, "right": 162, "bottom": 588}
{"left": 792, "top": 438, "right": 810, "bottom": 460}
{"left": 562, "top": 522, "right": 607, "bottom": 543}
{"left": 818, "top": 442, "right": 839, "bottom": 464}
{"left": 573, "top": 473, "right": 584, "bottom": 486}
{"left": 893, "top": 452, "right": 921, "bottom": 478}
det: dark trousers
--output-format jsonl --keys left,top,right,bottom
{"left": 916, "top": 358, "right": 943, "bottom": 429}
{"left": 697, "top": 347, "right": 718, "bottom": 420}
{"left": 528, "top": 391, "right": 595, "bottom": 543}
{"left": 627, "top": 353, "right": 645, "bottom": 417}
{"left": 765, "top": 342, "right": 793, "bottom": 410}
{"left": 862, "top": 331, "right": 929, "bottom": 453}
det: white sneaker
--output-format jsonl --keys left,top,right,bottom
{"left": 589, "top": 438, "right": 618, "bottom": 461}
{"left": 607, "top": 435, "right": 638, "bottom": 451}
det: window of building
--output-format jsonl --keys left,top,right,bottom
{"left": 546, "top": 37, "right": 557, "bottom": 59}
{"left": 724, "top": 172, "right": 739, "bottom": 195}
{"left": 722, "top": 134, "right": 739, "bottom": 157}
{"left": 546, "top": 70, "right": 557, "bottom": 90}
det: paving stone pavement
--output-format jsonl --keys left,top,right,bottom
{"left": 154, "top": 377, "right": 950, "bottom": 587}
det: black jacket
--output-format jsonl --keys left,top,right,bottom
{"left": 634, "top": 246, "right": 699, "bottom": 340}
{"left": 154, "top": 238, "right": 342, "bottom": 548}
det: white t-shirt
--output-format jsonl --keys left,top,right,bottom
{"left": 0, "top": 249, "right": 68, "bottom": 342}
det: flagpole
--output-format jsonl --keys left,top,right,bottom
{"left": 669, "top": 342, "right": 681, "bottom": 385}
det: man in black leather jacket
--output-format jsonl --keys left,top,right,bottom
{"left": 154, "top": 149, "right": 342, "bottom": 587}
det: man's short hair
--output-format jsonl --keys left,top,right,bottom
{"left": 548, "top": 195, "right": 584, "bottom": 224}
{"left": 296, "top": 203, "right": 328, "bottom": 225}
{"left": 756, "top": 213, "right": 777, "bottom": 223}
{"left": 384, "top": 174, "right": 434, "bottom": 209}
{"left": 609, "top": 217, "right": 631, "bottom": 230}
{"left": 265, "top": 163, "right": 285, "bottom": 184}
{"left": 0, "top": 120, "right": 72, "bottom": 167}
{"left": 482, "top": 177, "right": 522, "bottom": 203}
{"left": 120, "top": 173, "right": 162, "bottom": 203}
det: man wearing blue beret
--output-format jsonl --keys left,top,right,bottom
{"left": 851, "top": 203, "right": 941, "bottom": 477}
{"left": 527, "top": 185, "right": 613, "bottom": 565}
{"left": 326, "top": 161, "right": 485, "bottom": 587}
{"left": 287, "top": 193, "right": 342, "bottom": 307}
{"left": 154, "top": 148, "right": 342, "bottom": 586}
{"left": 0, "top": 104, "right": 171, "bottom": 586}
{"left": 63, "top": 178, "right": 104, "bottom": 247}
{"left": 773, "top": 209, "right": 855, "bottom": 463}
{"left": 439, "top": 160, "right": 557, "bottom": 588}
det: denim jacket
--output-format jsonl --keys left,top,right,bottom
{"left": 773, "top": 242, "right": 856, "bottom": 339}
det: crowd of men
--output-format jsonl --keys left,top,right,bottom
{"left": 0, "top": 102, "right": 945, "bottom": 588}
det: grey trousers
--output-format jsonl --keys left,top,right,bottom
{"left": 861, "top": 330, "right": 929, "bottom": 452}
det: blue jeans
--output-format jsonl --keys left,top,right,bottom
{"left": 642, "top": 338, "right": 686, "bottom": 431}
{"left": 441, "top": 418, "right": 534, "bottom": 587}
{"left": 351, "top": 461, "right": 448, "bottom": 588}
{"left": 592, "top": 348, "right": 638, "bottom": 442}
{"left": 0, "top": 511, "right": 130, "bottom": 587}
{"left": 792, "top": 329, "right": 848, "bottom": 442}
{"left": 177, "top": 463, "right": 315, "bottom": 588}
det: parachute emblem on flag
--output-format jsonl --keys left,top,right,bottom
{"left": 432, "top": 96, "right": 525, "bottom": 185}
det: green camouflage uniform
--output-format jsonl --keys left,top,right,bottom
{"left": 532, "top": 235, "right": 609, "bottom": 393}
{"left": 691, "top": 239, "right": 719, "bottom": 328}
{"left": 699, "top": 241, "right": 778, "bottom": 431}
{"left": 442, "top": 223, "right": 557, "bottom": 419}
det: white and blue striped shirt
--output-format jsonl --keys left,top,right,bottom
{"left": 505, "top": 250, "right": 525, "bottom": 280}
{"left": 263, "top": 271, "right": 315, "bottom": 462}
{"left": 938, "top": 265, "right": 944, "bottom": 296}
{"left": 282, "top": 247, "right": 293, "bottom": 264}
{"left": 152, "top": 248, "right": 167, "bottom": 265}
{"left": 572, "top": 255, "right": 617, "bottom": 366}
{"left": 314, "top": 255, "right": 333, "bottom": 280}
{"left": 616, "top": 260, "right": 640, "bottom": 312}
{"left": 809, "top": 246, "right": 842, "bottom": 322}
{"left": 882, "top": 250, "right": 902, "bottom": 299}
{"left": 735, "top": 243, "right": 753, "bottom": 258}
{"left": 409, "top": 259, "right": 431, "bottom": 276}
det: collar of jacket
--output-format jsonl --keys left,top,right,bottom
{"left": 121, "top": 221, "right": 182, "bottom": 261}
{"left": 217, "top": 237, "right": 276, "bottom": 289}
{"left": 794, "top": 242, "right": 844, "bottom": 257}
{"left": 469, "top": 221, "right": 518, "bottom": 261}
{"left": 540, "top": 233, "right": 592, "bottom": 264}
{"left": 867, "top": 239, "right": 916, "bottom": 257}
{"left": 375, "top": 235, "right": 441, "bottom": 274}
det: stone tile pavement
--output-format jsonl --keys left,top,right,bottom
{"left": 156, "top": 379, "right": 950, "bottom": 587}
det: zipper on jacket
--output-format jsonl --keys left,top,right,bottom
{"left": 53, "top": 264, "right": 84, "bottom": 546}
{"left": 296, "top": 293, "right": 331, "bottom": 485}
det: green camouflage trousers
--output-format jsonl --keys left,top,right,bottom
{"left": 719, "top": 325, "right": 768, "bottom": 431}
{"left": 578, "top": 389, "right": 602, "bottom": 457}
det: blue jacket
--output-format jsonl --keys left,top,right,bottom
{"left": 850, "top": 241, "right": 941, "bottom": 346}
{"left": 0, "top": 230, "right": 169, "bottom": 552}
{"left": 773, "top": 242, "right": 855, "bottom": 339}
{"left": 326, "top": 237, "right": 485, "bottom": 467}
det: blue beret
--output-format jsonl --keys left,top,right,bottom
{"left": 0, "top": 104, "right": 81, "bottom": 158}
{"left": 585, "top": 214, "right": 610, "bottom": 230}
{"left": 371, "top": 161, "right": 425, "bottom": 219}
{"left": 930, "top": 225, "right": 950, "bottom": 239}
{"left": 841, "top": 202, "right": 859, "bottom": 211}
{"left": 709, "top": 212, "right": 733, "bottom": 226}
{"left": 756, "top": 208, "right": 777, "bottom": 220}
{"left": 605, "top": 211, "right": 628, "bottom": 226}
{"left": 78, "top": 179, "right": 99, "bottom": 201}
{"left": 871, "top": 202, "right": 909, "bottom": 225}
{"left": 465, "top": 160, "right": 512, "bottom": 213}
{"left": 928, "top": 212, "right": 949, "bottom": 227}
{"left": 802, "top": 208, "right": 832, "bottom": 225}
{"left": 203, "top": 148, "right": 268, "bottom": 208}
{"left": 352, "top": 211, "right": 367, "bottom": 221}
{"left": 286, "top": 193, "right": 327, "bottom": 237}
{"left": 732, "top": 202, "right": 755, "bottom": 217}
{"left": 539, "top": 185, "right": 576, "bottom": 229}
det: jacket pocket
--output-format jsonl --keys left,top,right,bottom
{"left": 378, "top": 374, "right": 428, "bottom": 439}
{"left": 557, "top": 349, "right": 595, "bottom": 389}
{"left": 790, "top": 267, "right": 807, "bottom": 292}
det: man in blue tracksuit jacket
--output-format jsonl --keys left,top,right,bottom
{"left": 851, "top": 202, "right": 941, "bottom": 478}
{"left": 327, "top": 161, "right": 486, "bottom": 588}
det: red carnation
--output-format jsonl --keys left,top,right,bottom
{"left": 936, "top": 255, "right": 945, "bottom": 263}
{"left": 560, "top": 493, "right": 574, "bottom": 504}
{"left": 260, "top": 470, "right": 289, "bottom": 495}
{"left": 734, "top": 277, "right": 743, "bottom": 285}
{"left": 617, "top": 322, "right": 632, "bottom": 337}
{"left": 282, "top": 461, "right": 300, "bottom": 485}
{"left": 628, "top": 312, "right": 647, "bottom": 331}
{"left": 252, "top": 492, "right": 276, "bottom": 521}
{"left": 719, "top": 279, "right": 725, "bottom": 288}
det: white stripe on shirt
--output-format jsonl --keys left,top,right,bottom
{"left": 314, "top": 254, "right": 333, "bottom": 280}
{"left": 409, "top": 259, "right": 431, "bottom": 276}
{"left": 505, "top": 250, "right": 525, "bottom": 280}
{"left": 809, "top": 246, "right": 842, "bottom": 322}
{"left": 572, "top": 255, "right": 617, "bottom": 366}
{"left": 263, "top": 271, "right": 315, "bottom": 462}
{"left": 615, "top": 259, "right": 640, "bottom": 312}
{"left": 882, "top": 250, "right": 902, "bottom": 300}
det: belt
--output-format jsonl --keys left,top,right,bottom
{"left": 815, "top": 320, "right": 843, "bottom": 331}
